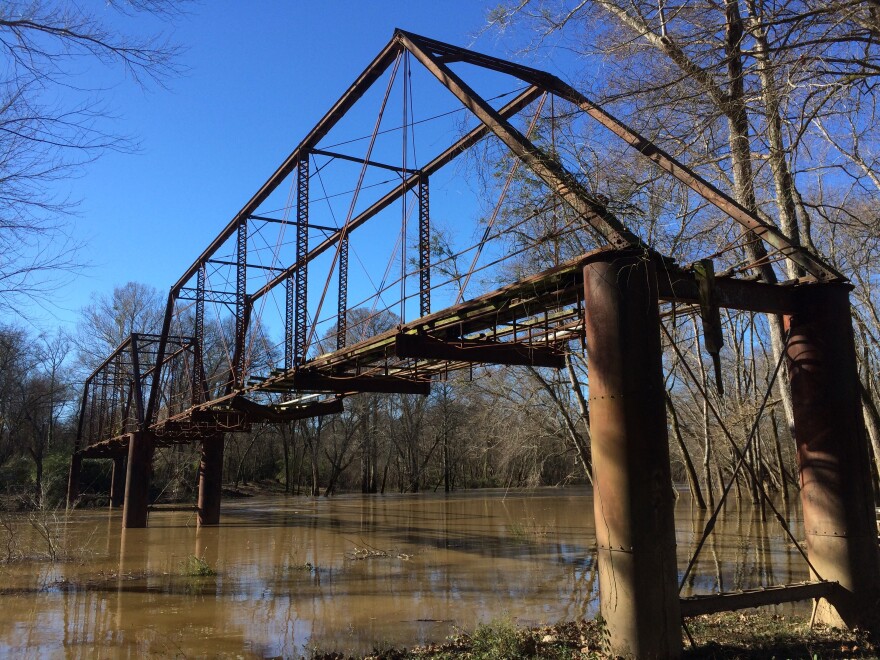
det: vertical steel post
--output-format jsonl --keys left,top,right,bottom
{"left": 583, "top": 251, "right": 681, "bottom": 658}
{"left": 285, "top": 274, "right": 294, "bottom": 370}
{"left": 337, "top": 234, "right": 349, "bottom": 350}
{"left": 418, "top": 173, "right": 430, "bottom": 318}
{"left": 233, "top": 221, "right": 248, "bottom": 389}
{"left": 122, "top": 431, "right": 154, "bottom": 529}
{"left": 295, "top": 156, "right": 309, "bottom": 366}
{"left": 786, "top": 283, "right": 880, "bottom": 630}
{"left": 110, "top": 455, "right": 126, "bottom": 508}
{"left": 197, "top": 435, "right": 224, "bottom": 526}
{"left": 193, "top": 265, "right": 206, "bottom": 404}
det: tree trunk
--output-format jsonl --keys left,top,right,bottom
{"left": 666, "top": 392, "right": 707, "bottom": 509}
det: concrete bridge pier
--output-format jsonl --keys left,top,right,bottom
{"left": 583, "top": 251, "right": 681, "bottom": 658}
{"left": 110, "top": 455, "right": 126, "bottom": 508}
{"left": 197, "top": 435, "right": 224, "bottom": 526}
{"left": 122, "top": 431, "right": 154, "bottom": 528}
{"left": 786, "top": 284, "right": 880, "bottom": 630}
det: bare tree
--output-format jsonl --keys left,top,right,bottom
{"left": 0, "top": 1, "right": 185, "bottom": 313}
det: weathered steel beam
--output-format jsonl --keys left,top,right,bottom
{"left": 248, "top": 86, "right": 543, "bottom": 302}
{"left": 311, "top": 148, "right": 409, "bottom": 173}
{"left": 395, "top": 333, "right": 565, "bottom": 368}
{"left": 657, "top": 266, "right": 800, "bottom": 314}
{"left": 680, "top": 581, "right": 839, "bottom": 618}
{"left": 548, "top": 77, "right": 843, "bottom": 282}
{"left": 171, "top": 36, "right": 405, "bottom": 296}
{"left": 292, "top": 371, "right": 430, "bottom": 395}
{"left": 393, "top": 30, "right": 842, "bottom": 283}
{"left": 229, "top": 395, "right": 343, "bottom": 421}
{"left": 248, "top": 214, "right": 338, "bottom": 232}
{"left": 400, "top": 31, "right": 645, "bottom": 252}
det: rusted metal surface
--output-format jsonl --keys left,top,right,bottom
{"left": 122, "top": 431, "right": 154, "bottom": 529}
{"left": 291, "top": 371, "right": 430, "bottom": 396}
{"left": 399, "top": 32, "right": 644, "bottom": 252}
{"left": 247, "top": 87, "right": 542, "bottom": 303}
{"left": 680, "top": 581, "right": 839, "bottom": 618}
{"left": 785, "top": 284, "right": 880, "bottom": 630}
{"left": 390, "top": 29, "right": 840, "bottom": 283}
{"left": 418, "top": 174, "right": 430, "bottom": 319}
{"left": 110, "top": 456, "right": 126, "bottom": 508}
{"left": 583, "top": 251, "right": 681, "bottom": 658}
{"left": 395, "top": 332, "right": 565, "bottom": 368}
{"left": 229, "top": 395, "right": 343, "bottom": 422}
{"left": 197, "top": 435, "right": 224, "bottom": 526}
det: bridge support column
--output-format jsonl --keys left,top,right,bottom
{"left": 583, "top": 251, "right": 681, "bottom": 658}
{"left": 786, "top": 283, "right": 880, "bottom": 630}
{"left": 110, "top": 456, "right": 126, "bottom": 508}
{"left": 198, "top": 435, "right": 224, "bottom": 526}
{"left": 122, "top": 431, "right": 154, "bottom": 529}
{"left": 66, "top": 453, "right": 82, "bottom": 508}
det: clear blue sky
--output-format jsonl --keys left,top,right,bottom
{"left": 30, "top": 1, "right": 575, "bottom": 336}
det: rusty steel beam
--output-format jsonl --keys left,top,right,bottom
{"left": 680, "top": 581, "right": 839, "bottom": 618}
{"left": 393, "top": 29, "right": 841, "bottom": 283}
{"left": 170, "top": 36, "right": 405, "bottom": 296}
{"left": 277, "top": 397, "right": 345, "bottom": 419}
{"left": 418, "top": 174, "right": 430, "bottom": 318}
{"left": 337, "top": 234, "right": 349, "bottom": 350}
{"left": 395, "top": 333, "right": 565, "bottom": 368}
{"left": 657, "top": 265, "right": 800, "bottom": 314}
{"left": 584, "top": 250, "right": 681, "bottom": 658}
{"left": 292, "top": 371, "right": 430, "bottom": 396}
{"left": 311, "top": 148, "right": 409, "bottom": 173}
{"left": 248, "top": 86, "right": 543, "bottom": 302}
{"left": 399, "top": 31, "right": 645, "bottom": 251}
{"left": 129, "top": 333, "right": 146, "bottom": 429}
{"left": 248, "top": 214, "right": 338, "bottom": 232}
{"left": 230, "top": 395, "right": 343, "bottom": 421}
{"left": 548, "top": 78, "right": 843, "bottom": 283}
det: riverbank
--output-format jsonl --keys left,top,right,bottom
{"left": 319, "top": 613, "right": 877, "bottom": 659}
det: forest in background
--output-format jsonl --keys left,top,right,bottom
{"left": 2, "top": 0, "right": 880, "bottom": 511}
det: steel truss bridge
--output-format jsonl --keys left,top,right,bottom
{"left": 66, "top": 30, "right": 879, "bottom": 657}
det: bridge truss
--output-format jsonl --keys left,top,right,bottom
{"left": 65, "top": 30, "right": 879, "bottom": 656}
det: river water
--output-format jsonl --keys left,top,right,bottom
{"left": 0, "top": 487, "right": 807, "bottom": 657}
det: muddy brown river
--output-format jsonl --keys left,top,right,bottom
{"left": 0, "top": 487, "right": 807, "bottom": 657}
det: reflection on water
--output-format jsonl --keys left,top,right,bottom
{"left": 0, "top": 487, "right": 806, "bottom": 657}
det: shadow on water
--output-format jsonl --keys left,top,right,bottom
{"left": 0, "top": 486, "right": 809, "bottom": 656}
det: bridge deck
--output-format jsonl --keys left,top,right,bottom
{"left": 77, "top": 250, "right": 602, "bottom": 458}
{"left": 76, "top": 246, "right": 798, "bottom": 459}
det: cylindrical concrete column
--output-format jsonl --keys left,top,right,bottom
{"left": 584, "top": 251, "right": 681, "bottom": 658}
{"left": 122, "top": 431, "right": 154, "bottom": 529}
{"left": 66, "top": 452, "right": 82, "bottom": 508}
{"left": 786, "top": 283, "right": 880, "bottom": 630}
{"left": 198, "top": 435, "right": 224, "bottom": 526}
{"left": 110, "top": 455, "right": 126, "bottom": 508}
